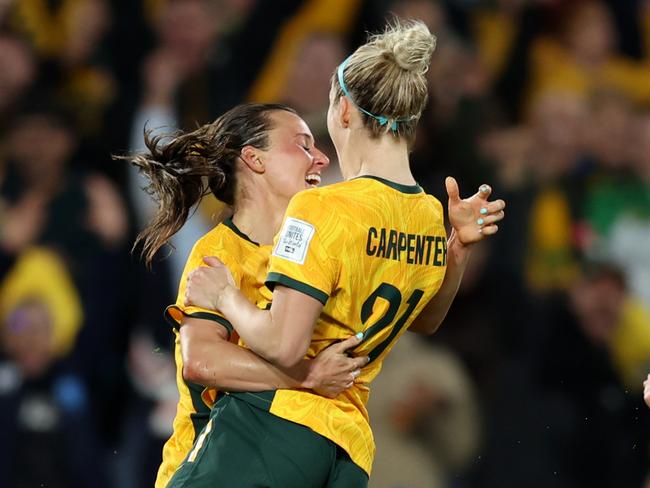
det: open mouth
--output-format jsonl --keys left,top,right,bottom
{"left": 305, "top": 174, "right": 321, "bottom": 186}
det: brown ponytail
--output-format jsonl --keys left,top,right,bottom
{"left": 122, "top": 103, "right": 296, "bottom": 266}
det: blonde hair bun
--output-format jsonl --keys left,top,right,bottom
{"left": 379, "top": 20, "right": 436, "bottom": 74}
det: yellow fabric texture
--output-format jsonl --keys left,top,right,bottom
{"left": 247, "top": 0, "right": 361, "bottom": 102}
{"left": 154, "top": 221, "right": 271, "bottom": 488}
{"left": 0, "top": 247, "right": 83, "bottom": 358}
{"left": 264, "top": 178, "right": 448, "bottom": 475}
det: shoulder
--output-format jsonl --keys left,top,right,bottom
{"left": 185, "top": 223, "right": 245, "bottom": 272}
{"left": 425, "top": 193, "right": 444, "bottom": 212}
{"left": 190, "top": 223, "right": 239, "bottom": 255}
{"left": 287, "top": 180, "right": 367, "bottom": 210}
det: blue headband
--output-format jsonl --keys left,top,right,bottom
{"left": 336, "top": 55, "right": 416, "bottom": 132}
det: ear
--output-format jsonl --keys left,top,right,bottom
{"left": 338, "top": 96, "right": 351, "bottom": 129}
{"left": 240, "top": 146, "right": 265, "bottom": 174}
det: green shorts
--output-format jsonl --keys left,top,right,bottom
{"left": 167, "top": 393, "right": 368, "bottom": 488}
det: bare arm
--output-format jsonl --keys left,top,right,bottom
{"left": 216, "top": 284, "right": 323, "bottom": 368}
{"left": 409, "top": 231, "right": 471, "bottom": 334}
{"left": 185, "top": 276, "right": 324, "bottom": 369}
{"left": 410, "top": 178, "right": 505, "bottom": 335}
{"left": 180, "top": 315, "right": 365, "bottom": 395}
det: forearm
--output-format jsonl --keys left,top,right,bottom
{"left": 216, "top": 285, "right": 285, "bottom": 362}
{"left": 184, "top": 338, "right": 311, "bottom": 391}
{"left": 216, "top": 285, "right": 318, "bottom": 368}
{"left": 410, "top": 230, "right": 472, "bottom": 335}
{"left": 180, "top": 318, "right": 312, "bottom": 391}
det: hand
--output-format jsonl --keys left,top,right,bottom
{"left": 184, "top": 256, "right": 236, "bottom": 310}
{"left": 445, "top": 176, "right": 505, "bottom": 246}
{"left": 305, "top": 335, "right": 369, "bottom": 398}
{"left": 644, "top": 374, "right": 650, "bottom": 408}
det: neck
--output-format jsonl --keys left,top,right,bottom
{"left": 231, "top": 192, "right": 287, "bottom": 246}
{"left": 340, "top": 131, "right": 416, "bottom": 184}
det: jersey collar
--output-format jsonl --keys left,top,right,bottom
{"left": 222, "top": 217, "right": 260, "bottom": 246}
{"left": 356, "top": 175, "right": 423, "bottom": 194}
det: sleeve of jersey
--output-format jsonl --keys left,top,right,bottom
{"left": 266, "top": 191, "right": 340, "bottom": 305}
{"left": 163, "top": 239, "right": 238, "bottom": 338}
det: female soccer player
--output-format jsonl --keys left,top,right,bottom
{"left": 176, "top": 20, "right": 505, "bottom": 488}
{"left": 126, "top": 103, "right": 369, "bottom": 488}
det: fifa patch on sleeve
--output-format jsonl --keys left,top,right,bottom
{"left": 273, "top": 217, "right": 315, "bottom": 265}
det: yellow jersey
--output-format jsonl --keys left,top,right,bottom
{"left": 154, "top": 218, "right": 270, "bottom": 488}
{"left": 234, "top": 176, "right": 448, "bottom": 476}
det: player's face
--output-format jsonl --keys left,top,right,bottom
{"left": 260, "top": 110, "right": 329, "bottom": 200}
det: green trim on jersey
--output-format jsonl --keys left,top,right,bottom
{"left": 164, "top": 306, "right": 234, "bottom": 337}
{"left": 223, "top": 217, "right": 260, "bottom": 246}
{"left": 356, "top": 175, "right": 423, "bottom": 194}
{"left": 266, "top": 272, "right": 329, "bottom": 305}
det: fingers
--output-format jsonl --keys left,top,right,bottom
{"left": 350, "top": 355, "right": 370, "bottom": 369}
{"left": 445, "top": 176, "right": 461, "bottom": 204}
{"left": 203, "top": 256, "right": 224, "bottom": 267}
{"left": 480, "top": 224, "right": 499, "bottom": 236}
{"left": 479, "top": 210, "right": 505, "bottom": 226}
{"left": 476, "top": 197, "right": 505, "bottom": 239}
{"left": 481, "top": 199, "right": 506, "bottom": 215}
{"left": 329, "top": 333, "right": 363, "bottom": 353}
{"left": 477, "top": 183, "right": 492, "bottom": 201}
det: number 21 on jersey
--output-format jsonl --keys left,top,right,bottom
{"left": 359, "top": 283, "right": 424, "bottom": 363}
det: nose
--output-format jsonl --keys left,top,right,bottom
{"left": 312, "top": 147, "right": 330, "bottom": 169}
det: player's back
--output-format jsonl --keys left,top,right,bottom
{"left": 264, "top": 175, "right": 448, "bottom": 475}
{"left": 309, "top": 176, "right": 447, "bottom": 368}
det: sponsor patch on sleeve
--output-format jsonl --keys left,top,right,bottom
{"left": 272, "top": 217, "right": 315, "bottom": 265}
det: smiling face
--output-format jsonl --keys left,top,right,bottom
{"left": 253, "top": 110, "right": 330, "bottom": 201}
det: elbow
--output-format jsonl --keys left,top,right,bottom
{"left": 182, "top": 359, "right": 204, "bottom": 385}
{"left": 410, "top": 317, "right": 443, "bottom": 336}
{"left": 424, "top": 320, "right": 443, "bottom": 335}
{"left": 182, "top": 358, "right": 220, "bottom": 387}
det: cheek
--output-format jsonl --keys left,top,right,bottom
{"left": 265, "top": 151, "right": 307, "bottom": 193}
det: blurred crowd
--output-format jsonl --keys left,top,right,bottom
{"left": 0, "top": 0, "right": 649, "bottom": 487}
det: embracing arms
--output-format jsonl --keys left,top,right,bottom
{"left": 180, "top": 315, "right": 366, "bottom": 397}
{"left": 183, "top": 281, "right": 324, "bottom": 369}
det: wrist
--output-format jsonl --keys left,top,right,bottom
{"left": 448, "top": 230, "right": 472, "bottom": 266}
{"left": 214, "top": 283, "right": 235, "bottom": 311}
{"left": 298, "top": 359, "right": 318, "bottom": 389}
